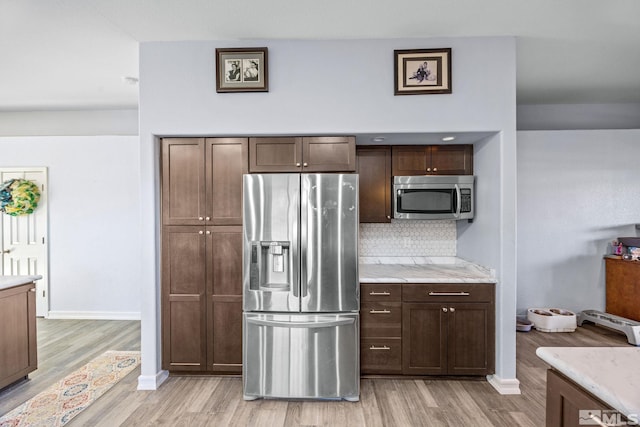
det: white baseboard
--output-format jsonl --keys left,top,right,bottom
{"left": 137, "top": 370, "right": 169, "bottom": 391}
{"left": 47, "top": 311, "right": 141, "bottom": 320}
{"left": 487, "top": 374, "right": 521, "bottom": 395}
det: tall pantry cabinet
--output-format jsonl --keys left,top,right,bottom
{"left": 161, "top": 137, "right": 246, "bottom": 373}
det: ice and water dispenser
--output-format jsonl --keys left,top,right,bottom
{"left": 249, "top": 241, "right": 292, "bottom": 291}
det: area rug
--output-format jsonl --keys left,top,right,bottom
{"left": 0, "top": 351, "right": 140, "bottom": 427}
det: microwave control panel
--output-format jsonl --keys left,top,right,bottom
{"left": 460, "top": 189, "right": 472, "bottom": 213}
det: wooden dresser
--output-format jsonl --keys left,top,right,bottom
{"left": 605, "top": 258, "right": 640, "bottom": 322}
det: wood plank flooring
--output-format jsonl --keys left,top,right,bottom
{"left": 0, "top": 318, "right": 629, "bottom": 426}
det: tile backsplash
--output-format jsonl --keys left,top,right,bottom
{"left": 359, "top": 220, "right": 456, "bottom": 257}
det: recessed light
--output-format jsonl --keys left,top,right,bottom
{"left": 372, "top": 136, "right": 386, "bottom": 142}
{"left": 442, "top": 136, "right": 456, "bottom": 141}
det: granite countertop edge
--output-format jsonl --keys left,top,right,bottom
{"left": 0, "top": 275, "right": 43, "bottom": 291}
{"left": 359, "top": 256, "right": 496, "bottom": 284}
{"left": 536, "top": 346, "right": 640, "bottom": 418}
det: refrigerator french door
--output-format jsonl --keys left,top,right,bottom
{"left": 242, "top": 173, "right": 359, "bottom": 401}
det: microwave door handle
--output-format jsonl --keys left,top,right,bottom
{"left": 454, "top": 184, "right": 461, "bottom": 218}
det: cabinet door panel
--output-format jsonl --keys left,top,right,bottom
{"left": 210, "top": 298, "right": 242, "bottom": 373}
{"left": 162, "top": 226, "right": 207, "bottom": 371}
{"left": 402, "top": 303, "right": 446, "bottom": 375}
{"left": 206, "top": 138, "right": 247, "bottom": 226}
{"left": 431, "top": 145, "right": 473, "bottom": 175}
{"left": 447, "top": 302, "right": 494, "bottom": 375}
{"left": 249, "top": 137, "right": 302, "bottom": 172}
{"left": 162, "top": 138, "right": 205, "bottom": 225}
{"left": 357, "top": 146, "right": 391, "bottom": 223}
{"left": 391, "top": 146, "right": 429, "bottom": 176}
{"left": 209, "top": 226, "right": 243, "bottom": 296}
{"left": 303, "top": 136, "right": 356, "bottom": 172}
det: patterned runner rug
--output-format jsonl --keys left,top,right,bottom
{"left": 0, "top": 351, "right": 140, "bottom": 427}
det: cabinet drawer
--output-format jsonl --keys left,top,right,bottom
{"left": 403, "top": 283, "right": 494, "bottom": 303}
{"left": 361, "top": 284, "right": 401, "bottom": 302}
{"left": 361, "top": 338, "right": 402, "bottom": 375}
{"left": 361, "top": 302, "right": 402, "bottom": 338}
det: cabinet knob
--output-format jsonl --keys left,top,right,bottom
{"left": 442, "top": 307, "right": 448, "bottom": 312}
{"left": 427, "top": 167, "right": 431, "bottom": 172}
{"left": 198, "top": 230, "right": 204, "bottom": 235}
{"left": 29, "top": 288, "right": 36, "bottom": 292}
{"left": 198, "top": 217, "right": 204, "bottom": 221}
{"left": 303, "top": 162, "right": 308, "bottom": 167}
{"left": 450, "top": 307, "right": 455, "bottom": 312}
{"left": 205, "top": 216, "right": 210, "bottom": 221}
{"left": 386, "top": 215, "right": 391, "bottom": 219}
{"left": 296, "top": 162, "right": 301, "bottom": 167}
{"left": 433, "top": 167, "right": 438, "bottom": 172}
{"left": 206, "top": 231, "right": 211, "bottom": 235}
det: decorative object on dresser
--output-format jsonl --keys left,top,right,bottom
{"left": 215, "top": 47, "right": 268, "bottom": 93}
{"left": 394, "top": 48, "right": 452, "bottom": 95}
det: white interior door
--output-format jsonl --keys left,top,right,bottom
{"left": 1, "top": 168, "right": 49, "bottom": 317}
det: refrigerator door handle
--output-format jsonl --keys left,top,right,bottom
{"left": 300, "top": 175, "right": 309, "bottom": 298}
{"left": 246, "top": 317, "right": 355, "bottom": 329}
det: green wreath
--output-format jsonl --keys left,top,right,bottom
{"left": 0, "top": 179, "right": 41, "bottom": 216}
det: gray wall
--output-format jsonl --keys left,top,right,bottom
{"left": 137, "top": 36, "right": 518, "bottom": 389}
{"left": 0, "top": 109, "right": 138, "bottom": 136}
{"left": 517, "top": 129, "right": 640, "bottom": 314}
{"left": 517, "top": 103, "right": 640, "bottom": 131}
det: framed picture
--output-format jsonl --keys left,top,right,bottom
{"left": 394, "top": 48, "right": 452, "bottom": 95}
{"left": 215, "top": 47, "right": 268, "bottom": 93}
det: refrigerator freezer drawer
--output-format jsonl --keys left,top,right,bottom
{"left": 243, "top": 313, "right": 360, "bottom": 401}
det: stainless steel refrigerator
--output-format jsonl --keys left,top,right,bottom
{"left": 242, "top": 173, "right": 359, "bottom": 401}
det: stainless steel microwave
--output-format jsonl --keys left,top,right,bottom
{"left": 393, "top": 175, "right": 475, "bottom": 220}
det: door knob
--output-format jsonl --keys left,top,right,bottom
{"left": 2, "top": 249, "right": 10, "bottom": 254}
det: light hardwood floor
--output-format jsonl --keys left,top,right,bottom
{"left": 0, "top": 319, "right": 629, "bottom": 426}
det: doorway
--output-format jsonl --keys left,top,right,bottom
{"left": 0, "top": 167, "right": 49, "bottom": 317}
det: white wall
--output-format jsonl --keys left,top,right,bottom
{"left": 138, "top": 37, "right": 518, "bottom": 390}
{"left": 0, "top": 109, "right": 138, "bottom": 136}
{"left": 517, "top": 130, "right": 640, "bottom": 314}
{"left": 0, "top": 136, "right": 142, "bottom": 319}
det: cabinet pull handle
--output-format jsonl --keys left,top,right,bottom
{"left": 369, "top": 291, "right": 391, "bottom": 296}
{"left": 369, "top": 309, "right": 391, "bottom": 314}
{"left": 369, "top": 345, "right": 390, "bottom": 351}
{"left": 428, "top": 292, "right": 470, "bottom": 296}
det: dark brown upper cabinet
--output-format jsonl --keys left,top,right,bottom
{"left": 162, "top": 137, "right": 248, "bottom": 226}
{"left": 391, "top": 145, "right": 473, "bottom": 176}
{"left": 356, "top": 146, "right": 392, "bottom": 223}
{"left": 249, "top": 136, "right": 356, "bottom": 173}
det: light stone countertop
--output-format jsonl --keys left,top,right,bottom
{"left": 359, "top": 257, "right": 496, "bottom": 283}
{"left": 536, "top": 346, "right": 640, "bottom": 418}
{"left": 0, "top": 275, "right": 42, "bottom": 291}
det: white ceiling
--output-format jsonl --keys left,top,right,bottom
{"left": 2, "top": 0, "right": 640, "bottom": 112}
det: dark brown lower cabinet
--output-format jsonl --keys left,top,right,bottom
{"left": 546, "top": 369, "right": 623, "bottom": 427}
{"left": 0, "top": 282, "right": 37, "bottom": 390}
{"left": 162, "top": 225, "right": 242, "bottom": 374}
{"left": 361, "top": 282, "right": 494, "bottom": 377}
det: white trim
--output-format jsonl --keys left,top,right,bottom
{"left": 137, "top": 370, "right": 169, "bottom": 391}
{"left": 487, "top": 374, "right": 521, "bottom": 395}
{"left": 47, "top": 311, "right": 141, "bottom": 320}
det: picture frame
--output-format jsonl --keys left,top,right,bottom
{"left": 215, "top": 47, "right": 268, "bottom": 93}
{"left": 394, "top": 48, "right": 452, "bottom": 95}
